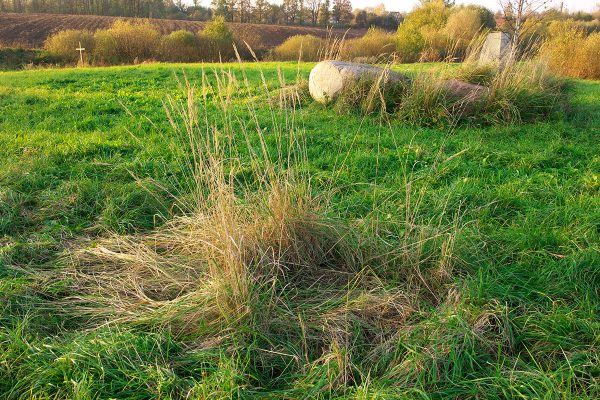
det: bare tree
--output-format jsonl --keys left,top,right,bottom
{"left": 498, "top": 0, "right": 553, "bottom": 49}
{"left": 305, "top": 0, "right": 321, "bottom": 25}
{"left": 253, "top": 0, "right": 269, "bottom": 23}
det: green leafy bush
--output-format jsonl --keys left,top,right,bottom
{"left": 396, "top": 0, "right": 451, "bottom": 62}
{"left": 44, "top": 29, "right": 94, "bottom": 64}
{"left": 0, "top": 48, "right": 58, "bottom": 70}
{"left": 158, "top": 30, "right": 201, "bottom": 62}
{"left": 198, "top": 16, "right": 236, "bottom": 61}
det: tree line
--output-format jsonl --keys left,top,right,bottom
{"left": 0, "top": 0, "right": 402, "bottom": 29}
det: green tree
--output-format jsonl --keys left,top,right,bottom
{"left": 200, "top": 16, "right": 235, "bottom": 60}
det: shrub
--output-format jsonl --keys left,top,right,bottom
{"left": 93, "top": 29, "right": 119, "bottom": 65}
{"left": 396, "top": 0, "right": 451, "bottom": 62}
{"left": 444, "top": 7, "right": 492, "bottom": 59}
{"left": 539, "top": 20, "right": 600, "bottom": 79}
{"left": 44, "top": 29, "right": 94, "bottom": 64}
{"left": 577, "top": 32, "right": 600, "bottom": 79}
{"left": 538, "top": 20, "right": 585, "bottom": 77}
{"left": 158, "top": 30, "right": 201, "bottom": 62}
{"left": 0, "top": 48, "right": 62, "bottom": 70}
{"left": 233, "top": 29, "right": 268, "bottom": 60}
{"left": 396, "top": 2, "right": 495, "bottom": 63}
{"left": 340, "top": 28, "right": 396, "bottom": 62}
{"left": 93, "top": 20, "right": 160, "bottom": 64}
{"left": 273, "top": 34, "right": 324, "bottom": 61}
{"left": 199, "top": 16, "right": 236, "bottom": 61}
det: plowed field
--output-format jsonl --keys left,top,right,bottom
{"left": 0, "top": 12, "right": 365, "bottom": 48}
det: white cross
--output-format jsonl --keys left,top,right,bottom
{"left": 76, "top": 41, "right": 85, "bottom": 65}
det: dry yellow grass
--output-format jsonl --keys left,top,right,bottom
{"left": 539, "top": 20, "right": 600, "bottom": 79}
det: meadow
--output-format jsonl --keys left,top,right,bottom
{"left": 0, "top": 62, "right": 599, "bottom": 398}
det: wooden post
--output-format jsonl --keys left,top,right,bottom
{"left": 76, "top": 41, "right": 85, "bottom": 66}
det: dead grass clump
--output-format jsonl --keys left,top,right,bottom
{"left": 274, "top": 79, "right": 311, "bottom": 109}
{"left": 44, "top": 29, "right": 94, "bottom": 64}
{"left": 396, "top": 72, "right": 460, "bottom": 126}
{"left": 483, "top": 61, "right": 567, "bottom": 124}
{"left": 451, "top": 62, "right": 497, "bottom": 86}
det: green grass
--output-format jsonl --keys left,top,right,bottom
{"left": 0, "top": 62, "right": 599, "bottom": 399}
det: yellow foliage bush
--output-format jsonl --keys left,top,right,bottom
{"left": 340, "top": 28, "right": 396, "bottom": 62}
{"left": 44, "top": 29, "right": 94, "bottom": 63}
{"left": 396, "top": 2, "right": 494, "bottom": 63}
{"left": 93, "top": 20, "right": 160, "bottom": 64}
{"left": 578, "top": 33, "right": 600, "bottom": 79}
{"left": 396, "top": 0, "right": 450, "bottom": 62}
{"left": 273, "top": 35, "right": 324, "bottom": 61}
{"left": 93, "top": 29, "right": 119, "bottom": 64}
{"left": 539, "top": 20, "right": 600, "bottom": 79}
{"left": 444, "top": 7, "right": 489, "bottom": 59}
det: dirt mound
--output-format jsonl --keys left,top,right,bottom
{"left": 0, "top": 12, "right": 366, "bottom": 49}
